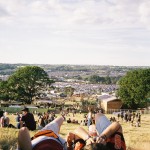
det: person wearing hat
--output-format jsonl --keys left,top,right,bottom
{"left": 18, "top": 116, "right": 66, "bottom": 150}
{"left": 20, "top": 107, "right": 36, "bottom": 131}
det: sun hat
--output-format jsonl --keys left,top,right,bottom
{"left": 21, "top": 107, "right": 29, "bottom": 112}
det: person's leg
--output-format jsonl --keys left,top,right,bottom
{"left": 18, "top": 127, "right": 32, "bottom": 150}
{"left": 73, "top": 126, "right": 90, "bottom": 141}
{"left": 41, "top": 116, "right": 64, "bottom": 134}
{"left": 53, "top": 116, "right": 64, "bottom": 127}
{"left": 87, "top": 118, "right": 91, "bottom": 128}
{"left": 95, "top": 113, "right": 111, "bottom": 135}
{"left": 17, "top": 122, "right": 20, "bottom": 129}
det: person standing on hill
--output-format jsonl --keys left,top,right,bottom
{"left": 20, "top": 107, "right": 36, "bottom": 131}
{"left": 87, "top": 107, "right": 93, "bottom": 128}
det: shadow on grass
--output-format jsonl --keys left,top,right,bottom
{"left": 0, "top": 139, "right": 17, "bottom": 150}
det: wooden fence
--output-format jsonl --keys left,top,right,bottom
{"left": 106, "top": 109, "right": 150, "bottom": 114}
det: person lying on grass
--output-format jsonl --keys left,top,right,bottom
{"left": 18, "top": 116, "right": 66, "bottom": 150}
{"left": 17, "top": 113, "right": 126, "bottom": 150}
{"left": 66, "top": 113, "right": 126, "bottom": 150}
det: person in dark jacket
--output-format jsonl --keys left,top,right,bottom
{"left": 20, "top": 107, "right": 36, "bottom": 131}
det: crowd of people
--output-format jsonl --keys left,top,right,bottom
{"left": 17, "top": 109, "right": 126, "bottom": 150}
{"left": 0, "top": 108, "right": 56, "bottom": 130}
{"left": 0, "top": 107, "right": 144, "bottom": 150}
{"left": 110, "top": 110, "right": 142, "bottom": 127}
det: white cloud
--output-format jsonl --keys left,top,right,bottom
{"left": 0, "top": 0, "right": 149, "bottom": 29}
{"left": 139, "top": 1, "right": 150, "bottom": 29}
{"left": 0, "top": 6, "right": 9, "bottom": 17}
{"left": 0, "top": 0, "right": 150, "bottom": 66}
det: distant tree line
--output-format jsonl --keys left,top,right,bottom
{"left": 0, "top": 65, "right": 149, "bottom": 109}
{"left": 0, "top": 64, "right": 16, "bottom": 70}
{"left": 85, "top": 75, "right": 121, "bottom": 84}
{"left": 1, "top": 63, "right": 149, "bottom": 76}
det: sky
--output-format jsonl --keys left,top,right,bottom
{"left": 0, "top": 0, "right": 150, "bottom": 66}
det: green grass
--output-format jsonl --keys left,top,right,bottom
{"left": 0, "top": 107, "right": 56, "bottom": 114}
{"left": 0, "top": 113, "right": 150, "bottom": 150}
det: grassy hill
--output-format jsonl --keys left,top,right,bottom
{"left": 0, "top": 113, "right": 150, "bottom": 150}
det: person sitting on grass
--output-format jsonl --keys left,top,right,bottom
{"left": 0, "top": 111, "right": 10, "bottom": 127}
{"left": 67, "top": 118, "right": 72, "bottom": 123}
{"left": 17, "top": 116, "right": 66, "bottom": 150}
{"left": 0, "top": 112, "right": 16, "bottom": 128}
{"left": 20, "top": 107, "right": 36, "bottom": 131}
{"left": 37, "top": 113, "right": 45, "bottom": 130}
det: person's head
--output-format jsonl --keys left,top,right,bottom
{"left": 88, "top": 107, "right": 92, "bottom": 112}
{"left": 21, "top": 107, "right": 29, "bottom": 115}
{"left": 4, "top": 112, "right": 8, "bottom": 116}
{"left": 82, "top": 143, "right": 110, "bottom": 150}
{"left": 74, "top": 139, "right": 86, "bottom": 150}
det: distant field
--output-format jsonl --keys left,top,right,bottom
{"left": 0, "top": 113, "right": 150, "bottom": 150}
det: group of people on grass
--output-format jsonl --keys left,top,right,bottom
{"left": 17, "top": 107, "right": 126, "bottom": 150}
{"left": 110, "top": 110, "right": 141, "bottom": 127}
{"left": 0, "top": 108, "right": 36, "bottom": 130}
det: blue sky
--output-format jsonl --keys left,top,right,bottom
{"left": 0, "top": 0, "right": 150, "bottom": 66}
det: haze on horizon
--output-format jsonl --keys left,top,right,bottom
{"left": 0, "top": 0, "right": 150, "bottom": 66}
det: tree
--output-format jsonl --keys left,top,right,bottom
{"left": 64, "top": 86, "right": 74, "bottom": 97}
{"left": 105, "top": 76, "right": 111, "bottom": 84}
{"left": 87, "top": 75, "right": 119, "bottom": 84}
{"left": 117, "top": 69, "right": 150, "bottom": 108}
{"left": 7, "top": 66, "right": 54, "bottom": 104}
{"left": 0, "top": 80, "right": 10, "bottom": 101}
{"left": 88, "top": 75, "right": 104, "bottom": 83}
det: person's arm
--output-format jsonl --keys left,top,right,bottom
{"left": 66, "top": 132, "right": 80, "bottom": 150}
{"left": 96, "top": 122, "right": 122, "bottom": 143}
{"left": 73, "top": 126, "right": 91, "bottom": 141}
{"left": 66, "top": 126, "right": 94, "bottom": 149}
{"left": 20, "top": 115, "right": 26, "bottom": 128}
{"left": 20, "top": 120, "right": 24, "bottom": 128}
{"left": 0, "top": 117, "right": 4, "bottom": 127}
{"left": 66, "top": 127, "right": 87, "bottom": 149}
{"left": 101, "top": 122, "right": 122, "bottom": 137}
{"left": 66, "top": 131, "right": 88, "bottom": 150}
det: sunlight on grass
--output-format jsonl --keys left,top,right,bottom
{"left": 0, "top": 113, "right": 150, "bottom": 150}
